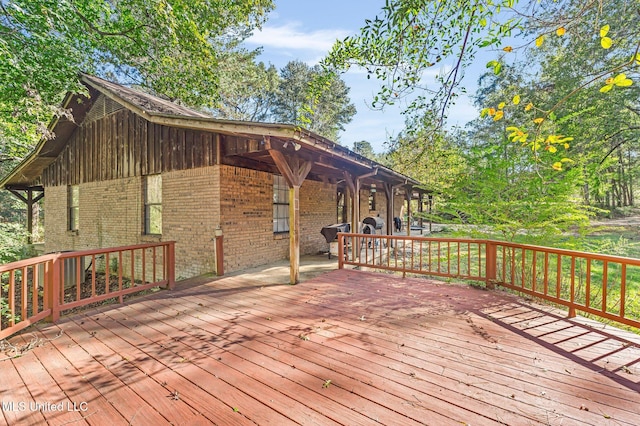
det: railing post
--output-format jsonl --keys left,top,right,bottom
{"left": 215, "top": 229, "right": 224, "bottom": 276}
{"left": 485, "top": 241, "right": 497, "bottom": 290}
{"left": 46, "top": 255, "right": 61, "bottom": 322}
{"left": 338, "top": 233, "right": 344, "bottom": 269}
{"left": 167, "top": 242, "right": 176, "bottom": 290}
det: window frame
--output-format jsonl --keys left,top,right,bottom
{"left": 273, "top": 175, "right": 289, "bottom": 234}
{"left": 68, "top": 185, "right": 79, "bottom": 231}
{"left": 144, "top": 174, "right": 162, "bottom": 235}
{"left": 368, "top": 191, "right": 376, "bottom": 211}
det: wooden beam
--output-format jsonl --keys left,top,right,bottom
{"left": 267, "top": 148, "right": 312, "bottom": 285}
{"left": 404, "top": 184, "right": 413, "bottom": 236}
{"left": 384, "top": 183, "right": 393, "bottom": 236}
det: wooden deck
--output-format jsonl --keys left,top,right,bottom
{"left": 1, "top": 268, "right": 639, "bottom": 425}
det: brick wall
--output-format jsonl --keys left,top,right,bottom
{"left": 162, "top": 166, "right": 220, "bottom": 279}
{"left": 219, "top": 165, "right": 336, "bottom": 273}
{"left": 44, "top": 169, "right": 221, "bottom": 280}
{"left": 299, "top": 179, "right": 336, "bottom": 254}
{"left": 45, "top": 164, "right": 339, "bottom": 279}
{"left": 44, "top": 177, "right": 142, "bottom": 254}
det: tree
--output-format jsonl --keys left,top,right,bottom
{"left": 0, "top": 0, "right": 274, "bottom": 262}
{"left": 273, "top": 61, "right": 356, "bottom": 141}
{"left": 212, "top": 50, "right": 280, "bottom": 122}
{"left": 321, "top": 0, "right": 639, "bottom": 169}
{"left": 0, "top": 0, "right": 274, "bottom": 146}
{"left": 352, "top": 140, "right": 377, "bottom": 160}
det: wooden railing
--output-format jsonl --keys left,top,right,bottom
{"left": 0, "top": 242, "right": 175, "bottom": 340}
{"left": 338, "top": 233, "right": 640, "bottom": 330}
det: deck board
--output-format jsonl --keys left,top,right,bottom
{"left": 1, "top": 268, "right": 638, "bottom": 425}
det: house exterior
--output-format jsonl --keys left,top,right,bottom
{"left": 1, "top": 75, "right": 423, "bottom": 282}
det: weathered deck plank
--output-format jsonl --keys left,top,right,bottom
{"left": 1, "top": 268, "right": 638, "bottom": 425}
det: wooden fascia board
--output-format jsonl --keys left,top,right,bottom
{"left": 0, "top": 93, "right": 77, "bottom": 189}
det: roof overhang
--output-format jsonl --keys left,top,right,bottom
{"left": 1, "top": 74, "right": 423, "bottom": 192}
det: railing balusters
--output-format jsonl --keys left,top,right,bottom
{"left": 20, "top": 267, "right": 27, "bottom": 324}
{"left": 586, "top": 259, "right": 591, "bottom": 309}
{"left": 337, "top": 233, "right": 639, "bottom": 330}
{"left": 0, "top": 242, "right": 175, "bottom": 340}
{"left": 602, "top": 261, "right": 608, "bottom": 313}
{"left": 105, "top": 252, "right": 111, "bottom": 294}
{"left": 543, "top": 252, "right": 549, "bottom": 296}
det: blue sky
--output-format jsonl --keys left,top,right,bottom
{"left": 244, "top": 0, "right": 481, "bottom": 153}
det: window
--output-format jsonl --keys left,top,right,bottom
{"left": 68, "top": 185, "right": 79, "bottom": 231}
{"left": 273, "top": 175, "right": 289, "bottom": 233}
{"left": 144, "top": 175, "right": 162, "bottom": 235}
{"left": 368, "top": 191, "right": 376, "bottom": 211}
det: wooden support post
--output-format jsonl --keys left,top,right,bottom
{"left": 289, "top": 185, "right": 300, "bottom": 284}
{"left": 404, "top": 184, "right": 413, "bottom": 236}
{"left": 428, "top": 194, "right": 433, "bottom": 234}
{"left": 485, "top": 241, "right": 497, "bottom": 290}
{"left": 384, "top": 183, "right": 393, "bottom": 236}
{"left": 7, "top": 188, "right": 44, "bottom": 244}
{"left": 46, "top": 255, "right": 61, "bottom": 323}
{"left": 268, "top": 144, "right": 312, "bottom": 284}
{"left": 418, "top": 192, "right": 424, "bottom": 235}
{"left": 215, "top": 231, "right": 224, "bottom": 277}
{"left": 167, "top": 241, "right": 176, "bottom": 289}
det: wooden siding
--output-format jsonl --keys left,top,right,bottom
{"left": 42, "top": 109, "right": 218, "bottom": 186}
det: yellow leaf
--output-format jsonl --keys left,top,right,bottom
{"left": 480, "top": 108, "right": 490, "bottom": 117}
{"left": 533, "top": 117, "right": 544, "bottom": 124}
{"left": 512, "top": 95, "right": 521, "bottom": 105}
{"left": 488, "top": 107, "right": 496, "bottom": 116}
{"left": 498, "top": 102, "right": 506, "bottom": 109}
{"left": 503, "top": 46, "right": 513, "bottom": 52}
{"left": 564, "top": 143, "right": 570, "bottom": 149}
{"left": 556, "top": 27, "right": 566, "bottom": 36}
{"left": 535, "top": 35, "right": 544, "bottom": 47}
{"left": 636, "top": 53, "right": 640, "bottom": 65}
{"left": 601, "top": 37, "right": 612, "bottom": 49}
{"left": 506, "top": 126, "right": 520, "bottom": 132}
{"left": 613, "top": 73, "right": 633, "bottom": 87}
{"left": 600, "top": 84, "right": 613, "bottom": 93}
{"left": 605, "top": 77, "right": 614, "bottom": 85}
{"left": 548, "top": 146, "right": 557, "bottom": 153}
{"left": 561, "top": 158, "right": 574, "bottom": 163}
{"left": 525, "top": 102, "right": 534, "bottom": 111}
{"left": 552, "top": 162, "right": 563, "bottom": 171}
{"left": 493, "top": 110, "right": 504, "bottom": 121}
{"left": 600, "top": 24, "right": 610, "bottom": 38}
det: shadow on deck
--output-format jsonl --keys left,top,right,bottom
{"left": 1, "top": 259, "right": 639, "bottom": 425}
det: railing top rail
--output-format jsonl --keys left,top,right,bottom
{"left": 54, "top": 241, "right": 176, "bottom": 259}
{"left": 0, "top": 253, "right": 57, "bottom": 273}
{"left": 490, "top": 240, "right": 640, "bottom": 266}
{"left": 0, "top": 241, "right": 176, "bottom": 273}
{"left": 338, "top": 232, "right": 640, "bottom": 267}
{"left": 337, "top": 232, "right": 484, "bottom": 243}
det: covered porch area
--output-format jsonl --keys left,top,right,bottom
{"left": 2, "top": 261, "right": 638, "bottom": 425}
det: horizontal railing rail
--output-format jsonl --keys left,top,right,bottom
{"left": 0, "top": 242, "right": 175, "bottom": 340}
{"left": 338, "top": 233, "right": 640, "bottom": 330}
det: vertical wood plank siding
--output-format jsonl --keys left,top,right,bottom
{"left": 42, "top": 109, "right": 218, "bottom": 186}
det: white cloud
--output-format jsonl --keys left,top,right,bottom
{"left": 246, "top": 22, "right": 350, "bottom": 54}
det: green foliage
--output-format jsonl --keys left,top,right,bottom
{"left": 322, "top": 0, "right": 521, "bottom": 126}
{"left": 352, "top": 140, "right": 378, "bottom": 160}
{"left": 386, "top": 117, "right": 466, "bottom": 194}
{"left": 0, "top": 222, "right": 30, "bottom": 264}
{"left": 0, "top": 0, "right": 274, "bottom": 143}
{"left": 212, "top": 50, "right": 280, "bottom": 122}
{"left": 274, "top": 61, "right": 356, "bottom": 141}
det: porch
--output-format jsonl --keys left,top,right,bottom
{"left": 2, "top": 262, "right": 638, "bottom": 425}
